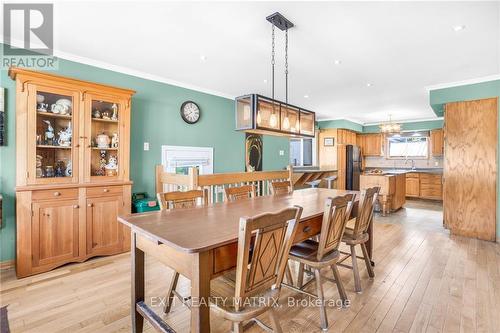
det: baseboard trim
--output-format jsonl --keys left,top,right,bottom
{"left": 0, "top": 260, "right": 15, "bottom": 270}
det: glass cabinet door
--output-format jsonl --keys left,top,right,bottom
{"left": 27, "top": 84, "right": 79, "bottom": 184}
{"left": 85, "top": 94, "right": 125, "bottom": 182}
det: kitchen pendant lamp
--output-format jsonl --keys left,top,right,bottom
{"left": 235, "top": 12, "right": 315, "bottom": 138}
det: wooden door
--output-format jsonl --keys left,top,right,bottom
{"left": 32, "top": 200, "right": 79, "bottom": 267}
{"left": 405, "top": 177, "right": 420, "bottom": 197}
{"left": 86, "top": 195, "right": 124, "bottom": 255}
{"left": 444, "top": 98, "right": 497, "bottom": 241}
{"left": 431, "top": 129, "right": 444, "bottom": 156}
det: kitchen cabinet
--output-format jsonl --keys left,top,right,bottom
{"left": 11, "top": 68, "right": 135, "bottom": 277}
{"left": 419, "top": 173, "right": 442, "bottom": 200}
{"left": 405, "top": 172, "right": 442, "bottom": 200}
{"left": 405, "top": 173, "right": 420, "bottom": 197}
{"left": 360, "top": 173, "right": 405, "bottom": 215}
{"left": 357, "top": 133, "right": 383, "bottom": 156}
{"left": 337, "top": 129, "right": 357, "bottom": 145}
{"left": 430, "top": 129, "right": 444, "bottom": 156}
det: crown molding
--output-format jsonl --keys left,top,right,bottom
{"left": 425, "top": 74, "right": 500, "bottom": 91}
{"left": 1, "top": 38, "right": 236, "bottom": 100}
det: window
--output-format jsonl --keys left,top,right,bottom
{"left": 388, "top": 134, "right": 428, "bottom": 158}
{"left": 290, "top": 138, "right": 316, "bottom": 166}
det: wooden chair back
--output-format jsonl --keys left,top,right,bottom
{"left": 271, "top": 180, "right": 293, "bottom": 195}
{"left": 234, "top": 206, "right": 303, "bottom": 310}
{"left": 316, "top": 194, "right": 355, "bottom": 260}
{"left": 224, "top": 185, "right": 255, "bottom": 202}
{"left": 352, "top": 187, "right": 379, "bottom": 236}
{"left": 157, "top": 189, "right": 208, "bottom": 210}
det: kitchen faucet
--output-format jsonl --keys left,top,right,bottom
{"left": 405, "top": 158, "right": 416, "bottom": 170}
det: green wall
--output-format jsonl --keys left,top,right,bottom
{"left": 429, "top": 79, "right": 500, "bottom": 241}
{"left": 317, "top": 118, "right": 443, "bottom": 133}
{"left": 0, "top": 45, "right": 290, "bottom": 262}
{"left": 363, "top": 119, "right": 444, "bottom": 133}
{"left": 317, "top": 119, "right": 363, "bottom": 132}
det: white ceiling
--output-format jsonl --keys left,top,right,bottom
{"left": 7, "top": 1, "right": 500, "bottom": 124}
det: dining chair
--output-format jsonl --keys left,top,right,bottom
{"left": 210, "top": 206, "right": 303, "bottom": 332}
{"left": 270, "top": 180, "right": 293, "bottom": 195}
{"left": 224, "top": 184, "right": 255, "bottom": 202}
{"left": 338, "top": 187, "right": 379, "bottom": 293}
{"left": 156, "top": 189, "right": 208, "bottom": 314}
{"left": 285, "top": 194, "right": 355, "bottom": 331}
{"left": 157, "top": 189, "right": 208, "bottom": 210}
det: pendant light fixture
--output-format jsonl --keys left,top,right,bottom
{"left": 379, "top": 114, "right": 402, "bottom": 134}
{"left": 235, "top": 12, "right": 315, "bottom": 138}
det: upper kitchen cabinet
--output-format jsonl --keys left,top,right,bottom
{"left": 430, "top": 129, "right": 444, "bottom": 156}
{"left": 358, "top": 133, "right": 383, "bottom": 156}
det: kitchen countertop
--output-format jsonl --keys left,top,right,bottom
{"left": 364, "top": 168, "right": 443, "bottom": 175}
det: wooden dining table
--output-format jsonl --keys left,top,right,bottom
{"left": 118, "top": 188, "right": 372, "bottom": 333}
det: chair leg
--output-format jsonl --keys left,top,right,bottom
{"left": 350, "top": 245, "right": 362, "bottom": 293}
{"left": 361, "top": 243, "right": 375, "bottom": 278}
{"left": 285, "top": 262, "right": 294, "bottom": 286}
{"left": 268, "top": 306, "right": 283, "bottom": 333}
{"left": 233, "top": 322, "right": 243, "bottom": 333}
{"left": 314, "top": 269, "right": 328, "bottom": 331}
{"left": 164, "top": 271, "right": 179, "bottom": 313}
{"left": 331, "top": 263, "right": 348, "bottom": 307}
{"left": 297, "top": 263, "right": 304, "bottom": 288}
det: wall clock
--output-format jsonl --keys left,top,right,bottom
{"left": 180, "top": 101, "right": 201, "bottom": 124}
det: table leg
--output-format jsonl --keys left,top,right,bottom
{"left": 190, "top": 251, "right": 212, "bottom": 333}
{"left": 131, "top": 232, "right": 145, "bottom": 333}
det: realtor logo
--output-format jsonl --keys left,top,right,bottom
{"left": 3, "top": 4, "right": 53, "bottom": 55}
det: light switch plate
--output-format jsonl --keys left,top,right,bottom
{"left": 144, "top": 142, "right": 150, "bottom": 151}
{"left": 279, "top": 150, "right": 284, "bottom": 156}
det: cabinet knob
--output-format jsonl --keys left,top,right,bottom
{"left": 75, "top": 144, "right": 80, "bottom": 148}
{"left": 88, "top": 203, "right": 93, "bottom": 207}
{"left": 103, "top": 188, "right": 109, "bottom": 192}
{"left": 87, "top": 144, "right": 91, "bottom": 148}
{"left": 73, "top": 205, "right": 79, "bottom": 209}
{"left": 53, "top": 191, "right": 61, "bottom": 196}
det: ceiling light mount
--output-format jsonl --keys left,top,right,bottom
{"left": 266, "top": 12, "right": 294, "bottom": 31}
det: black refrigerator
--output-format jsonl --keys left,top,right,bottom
{"left": 346, "top": 145, "right": 362, "bottom": 190}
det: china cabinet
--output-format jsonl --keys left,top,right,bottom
{"left": 10, "top": 68, "right": 135, "bottom": 277}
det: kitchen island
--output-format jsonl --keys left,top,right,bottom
{"left": 360, "top": 171, "right": 406, "bottom": 215}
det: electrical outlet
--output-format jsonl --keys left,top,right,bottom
{"left": 434, "top": 161, "right": 439, "bottom": 167}
{"left": 279, "top": 150, "right": 284, "bottom": 156}
{"left": 144, "top": 142, "right": 150, "bottom": 151}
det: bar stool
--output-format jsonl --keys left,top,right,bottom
{"left": 305, "top": 179, "right": 322, "bottom": 188}
{"left": 324, "top": 176, "right": 337, "bottom": 189}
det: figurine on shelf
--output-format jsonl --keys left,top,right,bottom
{"left": 42, "top": 120, "right": 55, "bottom": 145}
{"left": 36, "top": 155, "right": 43, "bottom": 178}
{"left": 96, "top": 132, "right": 110, "bottom": 148}
{"left": 65, "top": 160, "right": 72, "bottom": 177}
{"left": 45, "top": 166, "right": 55, "bottom": 178}
{"left": 54, "top": 99, "right": 72, "bottom": 115}
{"left": 36, "top": 134, "right": 42, "bottom": 145}
{"left": 57, "top": 122, "right": 72, "bottom": 147}
{"left": 101, "top": 110, "right": 111, "bottom": 120}
{"left": 95, "top": 150, "right": 107, "bottom": 176}
{"left": 92, "top": 109, "right": 101, "bottom": 119}
{"left": 111, "top": 104, "right": 118, "bottom": 121}
{"left": 111, "top": 133, "right": 119, "bottom": 148}
{"left": 55, "top": 160, "right": 66, "bottom": 177}
{"left": 105, "top": 155, "right": 118, "bottom": 176}
{"left": 36, "top": 95, "right": 48, "bottom": 112}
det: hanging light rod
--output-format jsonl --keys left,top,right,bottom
{"left": 266, "top": 12, "right": 294, "bottom": 31}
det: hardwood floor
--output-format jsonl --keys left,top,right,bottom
{"left": 1, "top": 200, "right": 499, "bottom": 332}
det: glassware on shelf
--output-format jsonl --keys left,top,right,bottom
{"left": 45, "top": 166, "right": 55, "bottom": 178}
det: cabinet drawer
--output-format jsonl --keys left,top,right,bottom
{"left": 419, "top": 174, "right": 442, "bottom": 184}
{"left": 32, "top": 188, "right": 79, "bottom": 201}
{"left": 87, "top": 185, "right": 123, "bottom": 197}
{"left": 406, "top": 173, "right": 420, "bottom": 179}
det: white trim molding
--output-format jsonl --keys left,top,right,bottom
{"left": 425, "top": 74, "right": 500, "bottom": 91}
